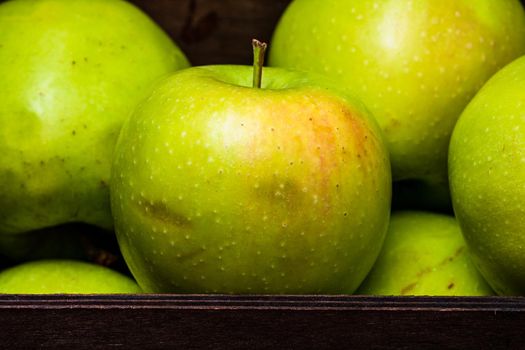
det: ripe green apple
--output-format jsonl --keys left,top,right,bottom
{"left": 269, "top": 0, "right": 525, "bottom": 192}
{"left": 449, "top": 56, "right": 525, "bottom": 295}
{"left": 0, "top": 260, "right": 141, "bottom": 294}
{"left": 0, "top": 0, "right": 189, "bottom": 234}
{"left": 357, "top": 211, "right": 493, "bottom": 296}
{"left": 111, "top": 63, "right": 392, "bottom": 294}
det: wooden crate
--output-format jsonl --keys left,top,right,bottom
{"left": 1, "top": 294, "right": 524, "bottom": 349}
{"left": 130, "top": 0, "right": 292, "bottom": 65}
{"left": 1, "top": 0, "right": 525, "bottom": 348}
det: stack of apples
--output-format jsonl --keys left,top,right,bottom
{"left": 0, "top": 0, "right": 524, "bottom": 296}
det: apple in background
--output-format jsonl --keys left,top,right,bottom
{"left": 110, "top": 42, "right": 391, "bottom": 294}
{"left": 0, "top": 260, "right": 141, "bottom": 294}
{"left": 357, "top": 211, "right": 494, "bottom": 296}
{"left": 0, "top": 0, "right": 189, "bottom": 235}
{"left": 269, "top": 0, "right": 525, "bottom": 206}
{"left": 449, "top": 56, "right": 525, "bottom": 295}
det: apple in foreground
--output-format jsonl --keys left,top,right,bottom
{"left": 111, "top": 43, "right": 391, "bottom": 294}
{"left": 449, "top": 56, "right": 525, "bottom": 295}
{"left": 356, "top": 211, "right": 493, "bottom": 296}
{"left": 269, "top": 0, "right": 525, "bottom": 196}
{"left": 0, "top": 260, "right": 140, "bottom": 294}
{"left": 0, "top": 0, "right": 189, "bottom": 235}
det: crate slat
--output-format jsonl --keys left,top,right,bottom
{"left": 0, "top": 295, "right": 525, "bottom": 349}
{"left": 0, "top": 295, "right": 524, "bottom": 349}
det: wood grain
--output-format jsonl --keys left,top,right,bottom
{"left": 1, "top": 295, "right": 524, "bottom": 349}
{"left": 129, "top": 0, "right": 292, "bottom": 65}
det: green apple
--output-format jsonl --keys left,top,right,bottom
{"left": 357, "top": 211, "right": 493, "bottom": 296}
{"left": 269, "top": 0, "right": 525, "bottom": 193}
{"left": 111, "top": 43, "right": 392, "bottom": 293}
{"left": 0, "top": 260, "right": 141, "bottom": 294}
{"left": 449, "top": 56, "right": 525, "bottom": 295}
{"left": 0, "top": 0, "right": 189, "bottom": 234}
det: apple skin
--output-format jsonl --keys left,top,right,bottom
{"left": 111, "top": 65, "right": 392, "bottom": 294}
{"left": 269, "top": 0, "right": 525, "bottom": 189}
{"left": 0, "top": 260, "right": 141, "bottom": 294}
{"left": 357, "top": 211, "right": 493, "bottom": 296}
{"left": 0, "top": 0, "right": 189, "bottom": 234}
{"left": 449, "top": 56, "right": 525, "bottom": 295}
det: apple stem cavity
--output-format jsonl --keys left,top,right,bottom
{"left": 252, "top": 39, "right": 267, "bottom": 89}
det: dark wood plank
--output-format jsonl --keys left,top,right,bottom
{"left": 129, "top": 0, "right": 292, "bottom": 66}
{"left": 1, "top": 295, "right": 524, "bottom": 349}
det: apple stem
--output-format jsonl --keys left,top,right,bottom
{"left": 252, "top": 39, "right": 267, "bottom": 89}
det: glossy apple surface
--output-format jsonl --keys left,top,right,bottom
{"left": 270, "top": 0, "right": 525, "bottom": 190}
{"left": 449, "top": 56, "right": 525, "bottom": 295}
{"left": 0, "top": 260, "right": 141, "bottom": 294}
{"left": 357, "top": 211, "right": 493, "bottom": 296}
{"left": 111, "top": 65, "right": 391, "bottom": 294}
{"left": 0, "top": 0, "right": 189, "bottom": 234}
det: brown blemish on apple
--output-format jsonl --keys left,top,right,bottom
{"left": 448, "top": 246, "right": 464, "bottom": 262}
{"left": 401, "top": 282, "right": 417, "bottom": 295}
{"left": 133, "top": 199, "right": 206, "bottom": 263}
{"left": 397, "top": 246, "right": 467, "bottom": 295}
{"left": 253, "top": 177, "right": 304, "bottom": 209}
{"left": 383, "top": 118, "right": 401, "bottom": 136}
{"left": 138, "top": 200, "right": 192, "bottom": 229}
{"left": 175, "top": 246, "right": 208, "bottom": 263}
{"left": 415, "top": 246, "right": 465, "bottom": 279}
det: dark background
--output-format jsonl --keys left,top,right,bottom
{"left": 130, "top": 0, "right": 292, "bottom": 65}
